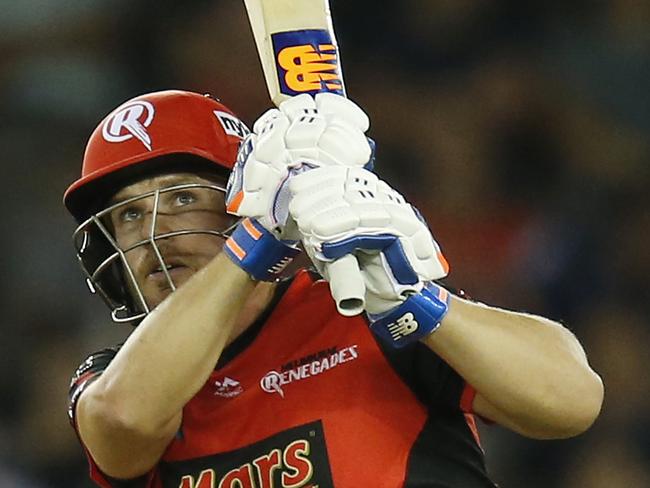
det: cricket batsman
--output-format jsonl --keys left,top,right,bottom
{"left": 65, "top": 89, "right": 603, "bottom": 487}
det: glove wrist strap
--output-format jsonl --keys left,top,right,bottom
{"left": 224, "top": 218, "right": 300, "bottom": 281}
{"left": 368, "top": 282, "right": 451, "bottom": 348}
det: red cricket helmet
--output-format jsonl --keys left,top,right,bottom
{"left": 64, "top": 89, "right": 249, "bottom": 222}
{"left": 65, "top": 90, "right": 250, "bottom": 323}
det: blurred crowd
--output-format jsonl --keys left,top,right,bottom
{"left": 1, "top": 0, "right": 648, "bottom": 486}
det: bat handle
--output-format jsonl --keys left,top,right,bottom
{"left": 325, "top": 254, "right": 365, "bottom": 316}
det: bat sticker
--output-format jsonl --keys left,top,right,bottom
{"left": 272, "top": 29, "right": 345, "bottom": 97}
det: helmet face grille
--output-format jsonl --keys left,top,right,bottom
{"left": 72, "top": 182, "right": 238, "bottom": 323}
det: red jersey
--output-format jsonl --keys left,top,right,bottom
{"left": 69, "top": 270, "right": 495, "bottom": 487}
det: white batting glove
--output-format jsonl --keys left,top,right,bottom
{"left": 289, "top": 166, "right": 450, "bottom": 315}
{"left": 225, "top": 110, "right": 296, "bottom": 238}
{"left": 225, "top": 93, "right": 374, "bottom": 238}
{"left": 280, "top": 92, "right": 372, "bottom": 169}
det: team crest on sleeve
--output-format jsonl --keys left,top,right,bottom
{"left": 102, "top": 100, "right": 155, "bottom": 150}
{"left": 272, "top": 29, "right": 345, "bottom": 97}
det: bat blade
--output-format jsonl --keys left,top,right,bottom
{"left": 243, "top": 0, "right": 345, "bottom": 106}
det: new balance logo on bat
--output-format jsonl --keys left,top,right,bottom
{"left": 272, "top": 29, "right": 345, "bottom": 97}
{"left": 388, "top": 312, "right": 419, "bottom": 340}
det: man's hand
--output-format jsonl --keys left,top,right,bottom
{"left": 225, "top": 93, "right": 372, "bottom": 233}
{"left": 223, "top": 94, "right": 373, "bottom": 281}
{"left": 289, "top": 166, "right": 451, "bottom": 347}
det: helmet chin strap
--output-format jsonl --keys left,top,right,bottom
{"left": 111, "top": 305, "right": 147, "bottom": 324}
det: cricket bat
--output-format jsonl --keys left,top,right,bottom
{"left": 243, "top": 0, "right": 365, "bottom": 316}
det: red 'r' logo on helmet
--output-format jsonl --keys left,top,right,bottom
{"left": 102, "top": 100, "right": 155, "bottom": 151}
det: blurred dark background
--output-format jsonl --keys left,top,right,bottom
{"left": 1, "top": 0, "right": 648, "bottom": 486}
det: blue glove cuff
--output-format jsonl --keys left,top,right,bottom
{"left": 367, "top": 283, "right": 451, "bottom": 348}
{"left": 224, "top": 218, "right": 300, "bottom": 281}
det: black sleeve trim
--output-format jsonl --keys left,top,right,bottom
{"left": 68, "top": 346, "right": 121, "bottom": 425}
{"left": 368, "top": 313, "right": 467, "bottom": 412}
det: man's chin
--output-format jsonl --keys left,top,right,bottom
{"left": 142, "top": 272, "right": 194, "bottom": 309}
{"left": 147, "top": 291, "right": 172, "bottom": 310}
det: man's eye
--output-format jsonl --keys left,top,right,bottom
{"left": 174, "top": 191, "right": 197, "bottom": 206}
{"left": 119, "top": 207, "right": 142, "bottom": 222}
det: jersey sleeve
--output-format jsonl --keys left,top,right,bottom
{"left": 68, "top": 346, "right": 152, "bottom": 488}
{"left": 412, "top": 342, "right": 477, "bottom": 413}
{"left": 410, "top": 284, "right": 479, "bottom": 413}
{"left": 68, "top": 346, "right": 120, "bottom": 426}
{"left": 378, "top": 339, "right": 476, "bottom": 414}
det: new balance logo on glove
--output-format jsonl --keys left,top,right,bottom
{"left": 368, "top": 283, "right": 450, "bottom": 348}
{"left": 387, "top": 312, "right": 419, "bottom": 340}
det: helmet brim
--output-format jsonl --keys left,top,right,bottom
{"left": 64, "top": 151, "right": 231, "bottom": 223}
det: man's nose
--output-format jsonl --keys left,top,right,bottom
{"left": 140, "top": 211, "right": 178, "bottom": 238}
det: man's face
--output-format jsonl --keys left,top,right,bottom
{"left": 107, "top": 172, "right": 236, "bottom": 309}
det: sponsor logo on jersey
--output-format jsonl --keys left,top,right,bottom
{"left": 102, "top": 100, "right": 155, "bottom": 150}
{"left": 260, "top": 345, "right": 359, "bottom": 398}
{"left": 214, "top": 110, "right": 250, "bottom": 139}
{"left": 388, "top": 312, "right": 419, "bottom": 340}
{"left": 214, "top": 376, "right": 243, "bottom": 398}
{"left": 164, "top": 421, "right": 334, "bottom": 488}
{"left": 272, "top": 29, "right": 345, "bottom": 97}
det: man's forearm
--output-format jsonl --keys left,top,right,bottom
{"left": 422, "top": 295, "right": 604, "bottom": 437}
{"left": 90, "top": 252, "right": 256, "bottom": 430}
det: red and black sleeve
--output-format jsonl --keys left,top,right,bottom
{"left": 68, "top": 346, "right": 151, "bottom": 488}
{"left": 68, "top": 346, "right": 121, "bottom": 426}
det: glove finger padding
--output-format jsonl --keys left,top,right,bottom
{"left": 290, "top": 166, "right": 450, "bottom": 314}
{"left": 318, "top": 119, "right": 371, "bottom": 166}
{"left": 253, "top": 111, "right": 291, "bottom": 165}
{"left": 277, "top": 93, "right": 317, "bottom": 120}
{"left": 279, "top": 93, "right": 372, "bottom": 168}
{"left": 315, "top": 92, "right": 370, "bottom": 131}
{"left": 224, "top": 110, "right": 303, "bottom": 279}
{"left": 227, "top": 94, "right": 373, "bottom": 238}
{"left": 252, "top": 107, "right": 283, "bottom": 134}
{"left": 288, "top": 168, "right": 347, "bottom": 231}
{"left": 281, "top": 95, "right": 327, "bottom": 163}
{"left": 226, "top": 138, "right": 291, "bottom": 231}
{"left": 280, "top": 93, "right": 369, "bottom": 133}
{"left": 315, "top": 92, "right": 371, "bottom": 166}
{"left": 356, "top": 251, "right": 423, "bottom": 314}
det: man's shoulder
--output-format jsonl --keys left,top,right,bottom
{"left": 68, "top": 345, "right": 122, "bottom": 424}
{"left": 71, "top": 345, "right": 122, "bottom": 383}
